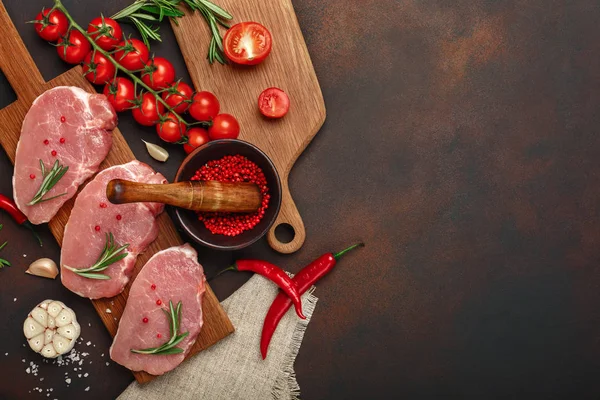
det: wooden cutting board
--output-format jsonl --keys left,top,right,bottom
{"left": 170, "top": 0, "right": 326, "bottom": 254}
{"left": 0, "top": 1, "right": 233, "bottom": 384}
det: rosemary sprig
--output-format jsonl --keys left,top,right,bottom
{"left": 64, "top": 233, "right": 129, "bottom": 280}
{"left": 0, "top": 224, "right": 9, "bottom": 269}
{"left": 28, "top": 159, "right": 69, "bottom": 206}
{"left": 111, "top": 0, "right": 232, "bottom": 64}
{"left": 131, "top": 300, "right": 189, "bottom": 355}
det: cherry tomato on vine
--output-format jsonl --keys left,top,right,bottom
{"left": 208, "top": 114, "right": 240, "bottom": 140}
{"left": 183, "top": 128, "right": 211, "bottom": 154}
{"left": 56, "top": 30, "right": 91, "bottom": 64}
{"left": 87, "top": 16, "right": 123, "bottom": 51}
{"left": 114, "top": 38, "right": 149, "bottom": 70}
{"left": 189, "top": 91, "right": 220, "bottom": 122}
{"left": 103, "top": 77, "right": 135, "bottom": 112}
{"left": 223, "top": 22, "right": 272, "bottom": 65}
{"left": 156, "top": 113, "right": 187, "bottom": 143}
{"left": 82, "top": 52, "right": 116, "bottom": 85}
{"left": 161, "top": 82, "right": 193, "bottom": 114}
{"left": 141, "top": 57, "right": 175, "bottom": 90}
{"left": 258, "top": 87, "right": 290, "bottom": 118}
{"left": 132, "top": 92, "right": 165, "bottom": 126}
{"left": 33, "top": 8, "right": 68, "bottom": 42}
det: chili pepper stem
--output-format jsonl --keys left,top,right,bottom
{"left": 215, "top": 264, "right": 237, "bottom": 277}
{"left": 53, "top": 0, "right": 188, "bottom": 126}
{"left": 23, "top": 221, "right": 43, "bottom": 247}
{"left": 333, "top": 243, "right": 364, "bottom": 261}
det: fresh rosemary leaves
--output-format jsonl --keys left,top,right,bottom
{"left": 0, "top": 224, "right": 9, "bottom": 269}
{"left": 112, "top": 0, "right": 232, "bottom": 64}
{"left": 64, "top": 233, "right": 129, "bottom": 280}
{"left": 28, "top": 159, "right": 69, "bottom": 206}
{"left": 131, "top": 300, "right": 189, "bottom": 355}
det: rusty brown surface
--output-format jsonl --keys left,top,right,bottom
{"left": 2, "top": 0, "right": 600, "bottom": 398}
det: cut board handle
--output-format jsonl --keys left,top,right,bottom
{"left": 0, "top": 1, "right": 45, "bottom": 98}
{"left": 267, "top": 182, "right": 306, "bottom": 254}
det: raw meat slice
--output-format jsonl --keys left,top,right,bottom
{"left": 60, "top": 161, "right": 166, "bottom": 299}
{"left": 110, "top": 244, "right": 206, "bottom": 375}
{"left": 13, "top": 86, "right": 116, "bottom": 225}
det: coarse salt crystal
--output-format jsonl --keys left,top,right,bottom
{"left": 65, "top": 378, "right": 71, "bottom": 384}
{"left": 106, "top": 362, "right": 109, "bottom": 366}
{"left": 23, "top": 254, "right": 27, "bottom": 257}
{"left": 84, "top": 373, "right": 88, "bottom": 377}
{"left": 13, "top": 298, "right": 17, "bottom": 302}
{"left": 4, "top": 353, "right": 7, "bottom": 356}
{"left": 86, "top": 341, "right": 91, "bottom": 346}
{"left": 26, "top": 368, "right": 30, "bottom": 374}
{"left": 106, "top": 308, "right": 112, "bottom": 314}
{"left": 85, "top": 386, "right": 90, "bottom": 391}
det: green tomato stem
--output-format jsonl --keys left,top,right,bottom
{"left": 53, "top": 0, "right": 188, "bottom": 126}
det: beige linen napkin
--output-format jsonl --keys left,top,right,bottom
{"left": 118, "top": 274, "right": 318, "bottom": 400}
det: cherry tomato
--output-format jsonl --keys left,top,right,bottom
{"left": 114, "top": 38, "right": 149, "bottom": 70}
{"left": 132, "top": 92, "right": 165, "bottom": 126}
{"left": 141, "top": 57, "right": 175, "bottom": 90}
{"left": 103, "top": 77, "right": 135, "bottom": 112}
{"left": 208, "top": 114, "right": 240, "bottom": 140}
{"left": 161, "top": 82, "right": 193, "bottom": 114}
{"left": 183, "top": 128, "right": 211, "bottom": 154}
{"left": 33, "top": 8, "right": 68, "bottom": 42}
{"left": 189, "top": 91, "right": 220, "bottom": 122}
{"left": 87, "top": 16, "right": 123, "bottom": 51}
{"left": 82, "top": 52, "right": 116, "bottom": 85}
{"left": 258, "top": 87, "right": 290, "bottom": 118}
{"left": 156, "top": 113, "right": 187, "bottom": 143}
{"left": 223, "top": 22, "right": 272, "bottom": 65}
{"left": 56, "top": 30, "right": 91, "bottom": 64}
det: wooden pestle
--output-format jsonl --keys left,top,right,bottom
{"left": 106, "top": 179, "right": 261, "bottom": 213}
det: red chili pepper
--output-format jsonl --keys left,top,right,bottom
{"left": 260, "top": 243, "right": 364, "bottom": 359}
{"left": 0, "top": 194, "right": 42, "bottom": 246}
{"left": 219, "top": 260, "right": 307, "bottom": 320}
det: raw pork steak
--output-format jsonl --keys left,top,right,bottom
{"left": 110, "top": 244, "right": 206, "bottom": 375}
{"left": 13, "top": 86, "right": 116, "bottom": 225}
{"left": 61, "top": 161, "right": 166, "bottom": 299}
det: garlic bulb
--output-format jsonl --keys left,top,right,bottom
{"left": 23, "top": 300, "right": 80, "bottom": 358}
{"left": 25, "top": 258, "right": 59, "bottom": 279}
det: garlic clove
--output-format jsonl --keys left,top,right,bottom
{"left": 31, "top": 307, "right": 48, "bottom": 327}
{"left": 41, "top": 343, "right": 57, "bottom": 358}
{"left": 44, "top": 328, "right": 54, "bottom": 345}
{"left": 28, "top": 334, "right": 45, "bottom": 352}
{"left": 57, "top": 324, "right": 77, "bottom": 340}
{"left": 47, "top": 301, "right": 62, "bottom": 318}
{"left": 23, "top": 317, "right": 45, "bottom": 339}
{"left": 55, "top": 308, "right": 73, "bottom": 327}
{"left": 47, "top": 316, "right": 55, "bottom": 329}
{"left": 25, "top": 258, "right": 59, "bottom": 279}
{"left": 52, "top": 335, "right": 72, "bottom": 355}
{"left": 142, "top": 140, "right": 169, "bottom": 162}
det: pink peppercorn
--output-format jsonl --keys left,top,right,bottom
{"left": 191, "top": 154, "right": 270, "bottom": 236}
{"left": 142, "top": 317, "right": 148, "bottom": 323}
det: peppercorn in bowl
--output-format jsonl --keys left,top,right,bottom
{"left": 174, "top": 139, "right": 282, "bottom": 250}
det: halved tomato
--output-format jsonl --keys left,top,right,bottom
{"left": 223, "top": 22, "right": 272, "bottom": 66}
{"left": 258, "top": 87, "right": 290, "bottom": 118}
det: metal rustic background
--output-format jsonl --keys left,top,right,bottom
{"left": 2, "top": 0, "right": 600, "bottom": 398}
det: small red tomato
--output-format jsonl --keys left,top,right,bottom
{"left": 132, "top": 92, "right": 165, "bottom": 126}
{"left": 33, "top": 8, "right": 68, "bottom": 42}
{"left": 103, "top": 77, "right": 135, "bottom": 112}
{"left": 141, "top": 57, "right": 175, "bottom": 90}
{"left": 87, "top": 16, "right": 123, "bottom": 51}
{"left": 83, "top": 52, "right": 116, "bottom": 85}
{"left": 56, "top": 30, "right": 91, "bottom": 64}
{"left": 189, "top": 91, "right": 220, "bottom": 122}
{"left": 223, "top": 22, "right": 272, "bottom": 65}
{"left": 258, "top": 87, "right": 290, "bottom": 118}
{"left": 161, "top": 82, "right": 193, "bottom": 114}
{"left": 114, "top": 38, "right": 149, "bottom": 70}
{"left": 156, "top": 113, "right": 187, "bottom": 143}
{"left": 208, "top": 114, "right": 240, "bottom": 140}
{"left": 183, "top": 127, "right": 210, "bottom": 154}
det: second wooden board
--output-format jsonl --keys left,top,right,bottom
{"left": 171, "top": 0, "right": 326, "bottom": 254}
